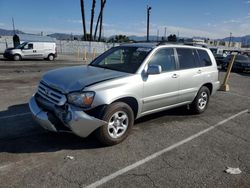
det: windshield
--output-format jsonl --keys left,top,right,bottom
{"left": 236, "top": 55, "right": 249, "bottom": 61}
{"left": 225, "top": 55, "right": 250, "bottom": 61}
{"left": 16, "top": 42, "right": 28, "bottom": 49}
{"left": 90, "top": 46, "right": 152, "bottom": 73}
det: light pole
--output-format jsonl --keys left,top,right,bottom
{"left": 147, "top": 5, "right": 152, "bottom": 42}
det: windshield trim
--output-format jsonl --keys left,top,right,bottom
{"left": 16, "top": 42, "right": 28, "bottom": 49}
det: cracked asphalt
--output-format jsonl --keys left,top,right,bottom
{"left": 0, "top": 57, "right": 249, "bottom": 188}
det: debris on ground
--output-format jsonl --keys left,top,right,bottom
{"left": 65, "top": 155, "right": 75, "bottom": 160}
{"left": 225, "top": 167, "right": 242, "bottom": 175}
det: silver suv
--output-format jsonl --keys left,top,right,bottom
{"left": 29, "top": 43, "right": 220, "bottom": 145}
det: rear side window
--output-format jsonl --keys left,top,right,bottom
{"left": 176, "top": 48, "right": 197, "bottom": 69}
{"left": 149, "top": 48, "right": 176, "bottom": 72}
{"left": 197, "top": 50, "right": 212, "bottom": 66}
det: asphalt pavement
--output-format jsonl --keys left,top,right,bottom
{"left": 0, "top": 58, "right": 249, "bottom": 188}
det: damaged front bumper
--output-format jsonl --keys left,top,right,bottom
{"left": 29, "top": 95, "right": 107, "bottom": 137}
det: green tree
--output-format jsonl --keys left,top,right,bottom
{"left": 167, "top": 34, "right": 177, "bottom": 42}
{"left": 108, "top": 35, "right": 130, "bottom": 43}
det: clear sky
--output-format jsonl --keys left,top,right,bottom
{"left": 0, "top": 0, "right": 249, "bottom": 39}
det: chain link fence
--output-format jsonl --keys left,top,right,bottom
{"left": 0, "top": 36, "right": 118, "bottom": 62}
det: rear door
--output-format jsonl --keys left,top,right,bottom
{"left": 175, "top": 48, "right": 204, "bottom": 103}
{"left": 142, "top": 48, "right": 179, "bottom": 113}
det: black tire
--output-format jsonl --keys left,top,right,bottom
{"left": 13, "top": 54, "right": 21, "bottom": 61}
{"left": 47, "top": 54, "right": 55, "bottom": 61}
{"left": 190, "top": 86, "right": 210, "bottom": 114}
{"left": 96, "top": 102, "right": 134, "bottom": 146}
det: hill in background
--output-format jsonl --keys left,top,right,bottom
{"left": 0, "top": 28, "right": 249, "bottom": 46}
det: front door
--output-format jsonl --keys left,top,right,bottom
{"left": 22, "top": 43, "right": 36, "bottom": 59}
{"left": 142, "top": 48, "right": 179, "bottom": 114}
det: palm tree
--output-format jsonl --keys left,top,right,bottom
{"left": 90, "top": 0, "right": 96, "bottom": 41}
{"left": 94, "top": 0, "right": 106, "bottom": 41}
{"left": 80, "top": 0, "right": 87, "bottom": 41}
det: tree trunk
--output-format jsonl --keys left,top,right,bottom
{"left": 98, "top": 0, "right": 103, "bottom": 41}
{"left": 94, "top": 0, "right": 106, "bottom": 41}
{"left": 90, "top": 0, "right": 96, "bottom": 41}
{"left": 80, "top": 0, "right": 87, "bottom": 41}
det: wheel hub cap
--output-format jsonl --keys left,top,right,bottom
{"left": 198, "top": 92, "right": 208, "bottom": 110}
{"left": 108, "top": 111, "right": 129, "bottom": 139}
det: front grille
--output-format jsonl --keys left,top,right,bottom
{"left": 37, "top": 81, "right": 67, "bottom": 106}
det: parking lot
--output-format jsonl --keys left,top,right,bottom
{"left": 0, "top": 56, "right": 249, "bottom": 188}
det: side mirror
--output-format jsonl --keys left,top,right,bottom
{"left": 147, "top": 64, "right": 162, "bottom": 75}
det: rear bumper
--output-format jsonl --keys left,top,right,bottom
{"left": 212, "top": 81, "right": 220, "bottom": 95}
{"left": 29, "top": 95, "right": 107, "bottom": 137}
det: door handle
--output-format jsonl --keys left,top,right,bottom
{"left": 172, "top": 74, "right": 179, "bottom": 78}
{"left": 33, "top": 50, "right": 36, "bottom": 52}
{"left": 197, "top": 69, "right": 202, "bottom": 74}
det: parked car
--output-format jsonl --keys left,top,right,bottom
{"left": 29, "top": 43, "right": 220, "bottom": 145}
{"left": 221, "top": 54, "right": 250, "bottom": 72}
{"left": 3, "top": 42, "right": 57, "bottom": 61}
{"left": 214, "top": 54, "right": 225, "bottom": 65}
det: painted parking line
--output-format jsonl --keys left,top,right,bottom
{"left": 84, "top": 109, "right": 249, "bottom": 188}
{"left": 227, "top": 92, "right": 250, "bottom": 99}
{"left": 0, "top": 112, "right": 31, "bottom": 120}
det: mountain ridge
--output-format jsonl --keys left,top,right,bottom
{"left": 0, "top": 28, "right": 249, "bottom": 45}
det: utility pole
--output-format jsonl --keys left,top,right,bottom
{"left": 12, "top": 17, "right": 16, "bottom": 35}
{"left": 146, "top": 5, "right": 152, "bottom": 42}
{"left": 228, "top": 32, "right": 232, "bottom": 48}
{"left": 157, "top": 29, "right": 159, "bottom": 42}
{"left": 164, "top": 27, "right": 167, "bottom": 40}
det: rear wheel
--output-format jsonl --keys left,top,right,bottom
{"left": 13, "top": 54, "right": 21, "bottom": 61}
{"left": 190, "top": 86, "right": 210, "bottom": 114}
{"left": 96, "top": 102, "right": 134, "bottom": 146}
{"left": 48, "top": 54, "right": 54, "bottom": 61}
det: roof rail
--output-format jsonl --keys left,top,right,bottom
{"left": 157, "top": 41, "right": 208, "bottom": 48}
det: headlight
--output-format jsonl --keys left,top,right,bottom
{"left": 67, "top": 92, "right": 95, "bottom": 108}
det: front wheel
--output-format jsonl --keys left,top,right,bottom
{"left": 13, "top": 54, "right": 21, "bottom": 61}
{"left": 96, "top": 102, "right": 134, "bottom": 146}
{"left": 190, "top": 86, "right": 210, "bottom": 114}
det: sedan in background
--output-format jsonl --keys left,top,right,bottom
{"left": 221, "top": 55, "right": 250, "bottom": 72}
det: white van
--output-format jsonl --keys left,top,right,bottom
{"left": 3, "top": 42, "right": 57, "bottom": 61}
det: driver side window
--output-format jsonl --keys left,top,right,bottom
{"left": 148, "top": 48, "right": 176, "bottom": 72}
{"left": 24, "top": 43, "right": 33, "bottom": 50}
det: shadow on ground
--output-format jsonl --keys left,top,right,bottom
{"left": 0, "top": 103, "right": 194, "bottom": 154}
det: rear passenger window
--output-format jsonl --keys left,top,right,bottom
{"left": 149, "top": 48, "right": 176, "bottom": 72}
{"left": 176, "top": 48, "right": 197, "bottom": 69}
{"left": 198, "top": 50, "right": 212, "bottom": 66}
